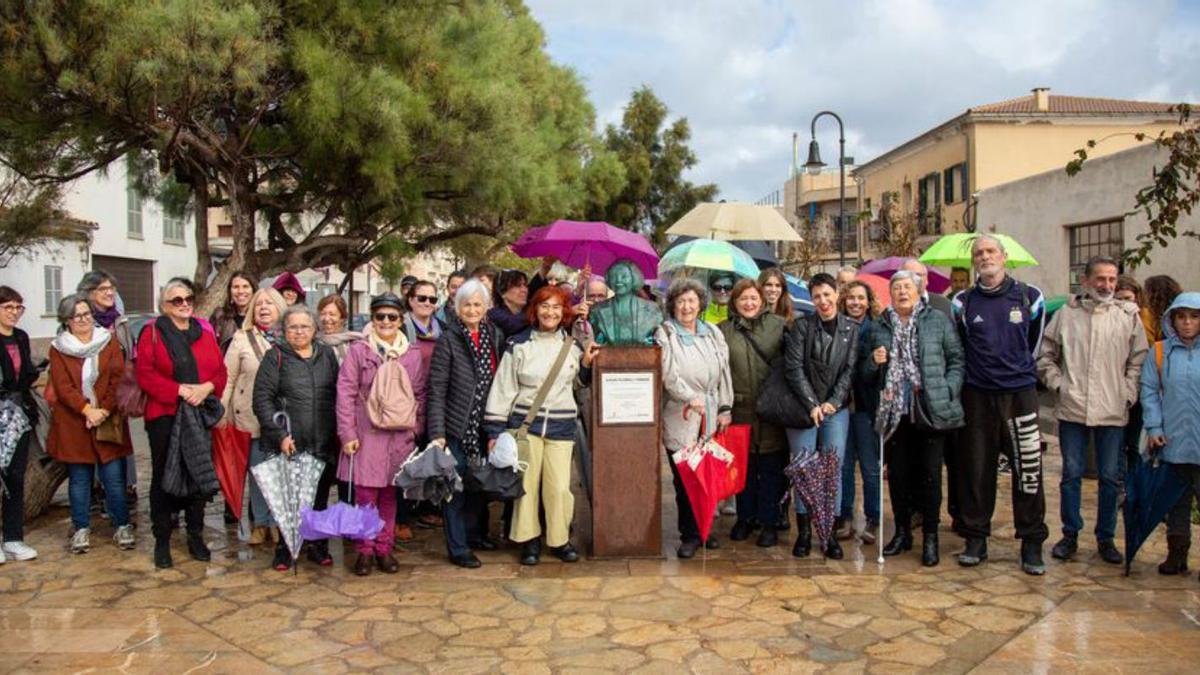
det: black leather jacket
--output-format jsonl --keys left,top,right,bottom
{"left": 784, "top": 312, "right": 859, "bottom": 412}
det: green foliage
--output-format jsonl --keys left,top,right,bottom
{"left": 585, "top": 87, "right": 718, "bottom": 245}
{"left": 1066, "top": 105, "right": 1198, "bottom": 268}
{"left": 0, "top": 171, "right": 71, "bottom": 265}
{"left": 0, "top": 0, "right": 620, "bottom": 307}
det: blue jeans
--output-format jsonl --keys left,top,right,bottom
{"left": 67, "top": 459, "right": 128, "bottom": 530}
{"left": 248, "top": 439, "right": 275, "bottom": 527}
{"left": 1058, "top": 421, "right": 1123, "bottom": 542}
{"left": 787, "top": 408, "right": 849, "bottom": 515}
{"left": 841, "top": 411, "right": 881, "bottom": 524}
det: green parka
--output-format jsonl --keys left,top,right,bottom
{"left": 719, "top": 311, "right": 787, "bottom": 454}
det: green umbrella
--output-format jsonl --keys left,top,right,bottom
{"left": 1044, "top": 294, "right": 1069, "bottom": 319}
{"left": 658, "top": 239, "right": 762, "bottom": 280}
{"left": 919, "top": 233, "right": 1038, "bottom": 269}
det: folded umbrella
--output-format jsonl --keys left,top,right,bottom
{"left": 395, "top": 442, "right": 463, "bottom": 504}
{"left": 212, "top": 424, "right": 251, "bottom": 520}
{"left": 1122, "top": 453, "right": 1188, "bottom": 576}
{"left": 464, "top": 454, "right": 525, "bottom": 500}
{"left": 250, "top": 412, "right": 326, "bottom": 563}
{"left": 783, "top": 446, "right": 841, "bottom": 551}
{"left": 0, "top": 399, "right": 31, "bottom": 495}
{"left": 511, "top": 220, "right": 660, "bottom": 279}
{"left": 673, "top": 415, "right": 735, "bottom": 543}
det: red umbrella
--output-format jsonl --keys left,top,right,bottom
{"left": 855, "top": 273, "right": 893, "bottom": 308}
{"left": 212, "top": 424, "right": 251, "bottom": 519}
{"left": 672, "top": 415, "right": 735, "bottom": 543}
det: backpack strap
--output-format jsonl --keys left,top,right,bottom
{"left": 736, "top": 322, "right": 773, "bottom": 367}
{"left": 245, "top": 328, "right": 265, "bottom": 362}
{"left": 516, "top": 335, "right": 574, "bottom": 438}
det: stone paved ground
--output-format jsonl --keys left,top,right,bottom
{"left": 1, "top": 436, "right": 1197, "bottom": 674}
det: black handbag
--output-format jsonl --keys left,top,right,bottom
{"left": 464, "top": 454, "right": 525, "bottom": 500}
{"left": 738, "top": 324, "right": 814, "bottom": 430}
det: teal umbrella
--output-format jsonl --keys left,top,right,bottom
{"left": 658, "top": 239, "right": 761, "bottom": 281}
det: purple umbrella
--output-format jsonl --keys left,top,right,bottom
{"left": 782, "top": 447, "right": 841, "bottom": 550}
{"left": 511, "top": 220, "right": 659, "bottom": 279}
{"left": 861, "top": 256, "right": 951, "bottom": 293}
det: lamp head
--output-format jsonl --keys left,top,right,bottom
{"left": 804, "top": 139, "right": 825, "bottom": 175}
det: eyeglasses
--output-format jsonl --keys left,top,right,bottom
{"left": 286, "top": 325, "right": 314, "bottom": 333}
{"left": 411, "top": 294, "right": 437, "bottom": 305}
{"left": 71, "top": 311, "right": 94, "bottom": 322}
{"left": 94, "top": 284, "right": 116, "bottom": 293}
{"left": 0, "top": 304, "right": 25, "bottom": 313}
{"left": 373, "top": 312, "right": 401, "bottom": 323}
{"left": 587, "top": 294, "right": 608, "bottom": 302}
{"left": 711, "top": 283, "right": 733, "bottom": 292}
{"left": 166, "top": 296, "right": 195, "bottom": 307}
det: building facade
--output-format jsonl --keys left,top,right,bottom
{"left": 974, "top": 142, "right": 1200, "bottom": 297}
{"left": 853, "top": 89, "right": 1185, "bottom": 249}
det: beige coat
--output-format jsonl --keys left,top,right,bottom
{"left": 221, "top": 328, "right": 273, "bottom": 437}
{"left": 1037, "top": 295, "right": 1149, "bottom": 427}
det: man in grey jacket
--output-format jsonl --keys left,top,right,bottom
{"left": 1037, "top": 255, "right": 1149, "bottom": 565}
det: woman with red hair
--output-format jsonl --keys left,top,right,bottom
{"left": 484, "top": 285, "right": 599, "bottom": 566}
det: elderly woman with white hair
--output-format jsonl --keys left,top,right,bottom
{"left": 859, "top": 269, "right": 965, "bottom": 567}
{"left": 427, "top": 279, "right": 506, "bottom": 568}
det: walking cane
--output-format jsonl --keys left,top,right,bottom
{"left": 878, "top": 434, "right": 885, "bottom": 565}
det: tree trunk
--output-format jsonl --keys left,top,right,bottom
{"left": 196, "top": 177, "right": 257, "bottom": 317}
{"left": 21, "top": 393, "right": 66, "bottom": 521}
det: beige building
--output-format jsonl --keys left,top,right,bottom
{"left": 853, "top": 88, "right": 1185, "bottom": 252}
{"left": 780, "top": 168, "right": 860, "bottom": 272}
{"left": 974, "top": 142, "right": 1200, "bottom": 297}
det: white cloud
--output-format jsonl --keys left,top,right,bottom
{"left": 527, "top": 0, "right": 1196, "bottom": 202}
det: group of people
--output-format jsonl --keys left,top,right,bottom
{"left": 0, "top": 235, "right": 1196, "bottom": 582}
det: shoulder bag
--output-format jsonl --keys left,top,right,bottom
{"left": 743, "top": 325, "right": 813, "bottom": 430}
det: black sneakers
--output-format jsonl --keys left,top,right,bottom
{"left": 958, "top": 537, "right": 988, "bottom": 566}
{"left": 1051, "top": 534, "right": 1078, "bottom": 561}
{"left": 1021, "top": 539, "right": 1046, "bottom": 576}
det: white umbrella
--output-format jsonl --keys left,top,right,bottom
{"left": 665, "top": 201, "right": 803, "bottom": 242}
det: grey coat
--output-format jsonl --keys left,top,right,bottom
{"left": 656, "top": 320, "right": 733, "bottom": 452}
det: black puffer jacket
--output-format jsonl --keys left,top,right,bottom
{"left": 426, "top": 318, "right": 505, "bottom": 443}
{"left": 784, "top": 312, "right": 859, "bottom": 411}
{"left": 253, "top": 341, "right": 340, "bottom": 462}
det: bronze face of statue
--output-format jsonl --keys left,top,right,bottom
{"left": 589, "top": 259, "right": 662, "bottom": 346}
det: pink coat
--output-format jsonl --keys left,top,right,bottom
{"left": 336, "top": 340, "right": 427, "bottom": 488}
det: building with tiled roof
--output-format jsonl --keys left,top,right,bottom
{"left": 851, "top": 88, "right": 1187, "bottom": 257}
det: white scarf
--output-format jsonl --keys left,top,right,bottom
{"left": 368, "top": 330, "right": 410, "bottom": 361}
{"left": 52, "top": 327, "right": 112, "bottom": 406}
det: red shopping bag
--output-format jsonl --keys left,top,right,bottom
{"left": 713, "top": 424, "right": 750, "bottom": 500}
{"left": 212, "top": 424, "right": 251, "bottom": 520}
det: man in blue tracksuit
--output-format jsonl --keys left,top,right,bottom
{"left": 951, "top": 234, "right": 1049, "bottom": 575}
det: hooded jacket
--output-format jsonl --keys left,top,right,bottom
{"left": 1140, "top": 292, "right": 1200, "bottom": 466}
{"left": 1037, "top": 294, "right": 1149, "bottom": 427}
{"left": 271, "top": 272, "right": 306, "bottom": 304}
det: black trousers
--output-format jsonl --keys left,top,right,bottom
{"left": 667, "top": 446, "right": 701, "bottom": 543}
{"left": 957, "top": 385, "right": 1048, "bottom": 542}
{"left": 734, "top": 450, "right": 787, "bottom": 528}
{"left": 944, "top": 427, "right": 962, "bottom": 529}
{"left": 886, "top": 419, "right": 944, "bottom": 530}
{"left": 1, "top": 431, "right": 31, "bottom": 541}
{"left": 147, "top": 416, "right": 207, "bottom": 541}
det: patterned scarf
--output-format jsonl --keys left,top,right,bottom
{"left": 875, "top": 304, "right": 924, "bottom": 441}
{"left": 369, "top": 330, "right": 410, "bottom": 361}
{"left": 461, "top": 321, "right": 496, "bottom": 456}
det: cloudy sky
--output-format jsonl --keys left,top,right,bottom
{"left": 526, "top": 0, "right": 1200, "bottom": 202}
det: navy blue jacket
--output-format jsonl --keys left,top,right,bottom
{"left": 952, "top": 276, "right": 1045, "bottom": 392}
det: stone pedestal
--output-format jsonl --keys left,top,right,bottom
{"left": 590, "top": 345, "right": 663, "bottom": 558}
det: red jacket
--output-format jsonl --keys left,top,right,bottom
{"left": 135, "top": 323, "right": 228, "bottom": 421}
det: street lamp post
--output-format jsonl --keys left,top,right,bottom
{"left": 803, "top": 111, "right": 847, "bottom": 267}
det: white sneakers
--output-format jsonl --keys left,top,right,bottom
{"left": 70, "top": 529, "right": 91, "bottom": 554}
{"left": 3, "top": 540, "right": 39, "bottom": 561}
{"left": 113, "top": 525, "right": 136, "bottom": 550}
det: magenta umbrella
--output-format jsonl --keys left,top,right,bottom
{"left": 511, "top": 220, "right": 659, "bottom": 279}
{"left": 861, "top": 256, "right": 951, "bottom": 294}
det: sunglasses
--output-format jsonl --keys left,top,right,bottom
{"left": 373, "top": 312, "right": 401, "bottom": 323}
{"left": 711, "top": 284, "right": 733, "bottom": 292}
{"left": 166, "top": 296, "right": 195, "bottom": 307}
{"left": 411, "top": 294, "right": 437, "bottom": 304}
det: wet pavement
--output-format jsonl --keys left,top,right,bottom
{"left": 1, "top": 437, "right": 1197, "bottom": 673}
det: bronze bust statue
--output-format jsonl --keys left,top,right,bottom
{"left": 589, "top": 259, "right": 662, "bottom": 346}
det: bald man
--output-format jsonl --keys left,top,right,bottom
{"left": 900, "top": 259, "right": 953, "bottom": 319}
